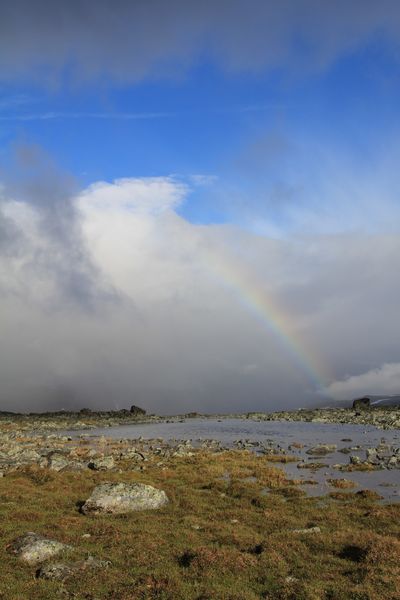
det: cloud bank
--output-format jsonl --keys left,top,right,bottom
{"left": 325, "top": 364, "right": 400, "bottom": 400}
{"left": 1, "top": 171, "right": 400, "bottom": 413}
{"left": 1, "top": 1, "right": 400, "bottom": 85}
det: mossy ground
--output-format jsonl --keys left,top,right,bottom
{"left": 0, "top": 450, "right": 399, "bottom": 600}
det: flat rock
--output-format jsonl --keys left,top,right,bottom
{"left": 7, "top": 532, "right": 71, "bottom": 565}
{"left": 81, "top": 482, "right": 169, "bottom": 514}
{"left": 306, "top": 444, "right": 337, "bottom": 456}
{"left": 37, "top": 556, "right": 111, "bottom": 580}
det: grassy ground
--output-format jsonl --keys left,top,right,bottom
{"left": 0, "top": 450, "right": 399, "bottom": 600}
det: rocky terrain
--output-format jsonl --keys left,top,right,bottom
{"left": 1, "top": 408, "right": 399, "bottom": 599}
{"left": 244, "top": 405, "right": 400, "bottom": 430}
{"left": 1, "top": 405, "right": 399, "bottom": 435}
{"left": 0, "top": 420, "right": 398, "bottom": 479}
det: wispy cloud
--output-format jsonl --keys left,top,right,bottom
{"left": 0, "top": 93, "right": 34, "bottom": 110}
{"left": 0, "top": 111, "right": 176, "bottom": 122}
{"left": 0, "top": 103, "right": 283, "bottom": 122}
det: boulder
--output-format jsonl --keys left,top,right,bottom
{"left": 130, "top": 405, "right": 146, "bottom": 415}
{"left": 88, "top": 455, "right": 115, "bottom": 471}
{"left": 47, "top": 453, "right": 71, "bottom": 472}
{"left": 37, "top": 556, "right": 110, "bottom": 580}
{"left": 7, "top": 532, "right": 71, "bottom": 565}
{"left": 81, "top": 482, "right": 168, "bottom": 515}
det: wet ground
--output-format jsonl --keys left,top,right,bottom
{"left": 66, "top": 418, "right": 400, "bottom": 502}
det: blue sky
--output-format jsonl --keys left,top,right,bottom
{"left": 1, "top": 1, "right": 400, "bottom": 411}
{"left": 1, "top": 38, "right": 400, "bottom": 232}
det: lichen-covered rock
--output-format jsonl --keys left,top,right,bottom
{"left": 81, "top": 482, "right": 169, "bottom": 514}
{"left": 37, "top": 556, "right": 111, "bottom": 580}
{"left": 88, "top": 455, "right": 115, "bottom": 470}
{"left": 47, "top": 453, "right": 71, "bottom": 471}
{"left": 7, "top": 532, "right": 71, "bottom": 565}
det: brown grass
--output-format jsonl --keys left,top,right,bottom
{"left": 0, "top": 450, "right": 399, "bottom": 599}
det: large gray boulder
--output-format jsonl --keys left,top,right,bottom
{"left": 81, "top": 482, "right": 169, "bottom": 515}
{"left": 7, "top": 532, "right": 71, "bottom": 565}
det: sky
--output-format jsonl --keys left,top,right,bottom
{"left": 1, "top": 1, "right": 400, "bottom": 413}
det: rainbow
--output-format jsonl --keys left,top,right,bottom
{"left": 203, "top": 245, "right": 327, "bottom": 392}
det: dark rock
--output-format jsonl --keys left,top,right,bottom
{"left": 352, "top": 397, "right": 371, "bottom": 410}
{"left": 130, "top": 405, "right": 146, "bottom": 415}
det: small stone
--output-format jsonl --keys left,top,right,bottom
{"left": 292, "top": 526, "right": 321, "bottom": 534}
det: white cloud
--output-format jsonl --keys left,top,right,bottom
{"left": 324, "top": 363, "right": 400, "bottom": 400}
{"left": 79, "top": 177, "right": 188, "bottom": 215}
{"left": 1, "top": 175, "right": 400, "bottom": 412}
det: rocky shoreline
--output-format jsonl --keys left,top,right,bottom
{"left": 1, "top": 409, "right": 399, "bottom": 597}
{"left": 1, "top": 405, "right": 399, "bottom": 433}
{"left": 243, "top": 406, "right": 400, "bottom": 430}
{"left": 0, "top": 413, "right": 399, "bottom": 480}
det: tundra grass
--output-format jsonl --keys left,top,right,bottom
{"left": 0, "top": 450, "right": 399, "bottom": 600}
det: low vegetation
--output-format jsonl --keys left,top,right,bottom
{"left": 0, "top": 450, "right": 399, "bottom": 599}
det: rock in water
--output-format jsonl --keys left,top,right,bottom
{"left": 306, "top": 444, "right": 337, "bottom": 456}
{"left": 7, "top": 532, "right": 71, "bottom": 565}
{"left": 81, "top": 482, "right": 169, "bottom": 514}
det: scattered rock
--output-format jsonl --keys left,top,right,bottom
{"left": 81, "top": 482, "right": 169, "bottom": 515}
{"left": 7, "top": 532, "right": 71, "bottom": 565}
